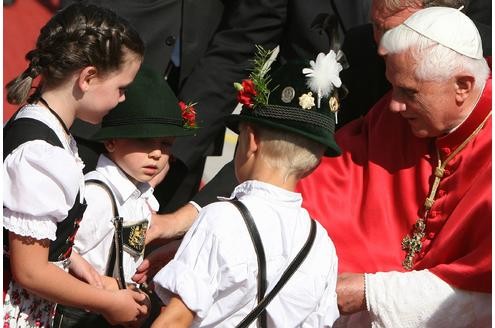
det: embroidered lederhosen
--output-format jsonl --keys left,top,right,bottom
{"left": 3, "top": 117, "right": 87, "bottom": 269}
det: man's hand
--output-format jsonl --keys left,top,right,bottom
{"left": 336, "top": 272, "right": 366, "bottom": 315}
{"left": 132, "top": 240, "right": 181, "bottom": 285}
{"left": 146, "top": 203, "right": 199, "bottom": 245}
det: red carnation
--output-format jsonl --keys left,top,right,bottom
{"left": 179, "top": 101, "right": 197, "bottom": 129}
{"left": 236, "top": 79, "right": 257, "bottom": 108}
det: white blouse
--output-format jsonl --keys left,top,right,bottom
{"left": 153, "top": 180, "right": 340, "bottom": 327}
{"left": 3, "top": 104, "right": 85, "bottom": 241}
{"left": 74, "top": 154, "right": 158, "bottom": 283}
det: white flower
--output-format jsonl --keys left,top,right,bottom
{"left": 302, "top": 50, "right": 343, "bottom": 100}
{"left": 299, "top": 92, "right": 315, "bottom": 109}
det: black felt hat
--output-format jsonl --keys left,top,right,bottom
{"left": 227, "top": 48, "right": 344, "bottom": 157}
{"left": 93, "top": 66, "right": 197, "bottom": 141}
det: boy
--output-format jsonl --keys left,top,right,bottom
{"left": 151, "top": 48, "right": 344, "bottom": 327}
{"left": 62, "top": 66, "right": 197, "bottom": 325}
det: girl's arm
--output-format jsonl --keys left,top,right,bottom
{"left": 150, "top": 295, "right": 195, "bottom": 328}
{"left": 9, "top": 232, "right": 149, "bottom": 325}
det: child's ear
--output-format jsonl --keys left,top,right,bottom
{"left": 245, "top": 124, "right": 259, "bottom": 155}
{"left": 103, "top": 139, "right": 116, "bottom": 153}
{"left": 77, "top": 66, "right": 99, "bottom": 92}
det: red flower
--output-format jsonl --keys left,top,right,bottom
{"left": 236, "top": 79, "right": 257, "bottom": 108}
{"left": 178, "top": 101, "right": 197, "bottom": 129}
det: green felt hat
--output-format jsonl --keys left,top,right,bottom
{"left": 227, "top": 48, "right": 344, "bottom": 157}
{"left": 92, "top": 66, "right": 197, "bottom": 141}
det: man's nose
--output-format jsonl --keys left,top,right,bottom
{"left": 389, "top": 95, "right": 406, "bottom": 113}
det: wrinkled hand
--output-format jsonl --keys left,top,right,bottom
{"left": 336, "top": 272, "right": 366, "bottom": 315}
{"left": 69, "top": 252, "right": 103, "bottom": 289}
{"left": 102, "top": 288, "right": 149, "bottom": 325}
{"left": 132, "top": 240, "right": 181, "bottom": 285}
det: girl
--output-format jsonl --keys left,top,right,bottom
{"left": 3, "top": 3, "right": 146, "bottom": 327}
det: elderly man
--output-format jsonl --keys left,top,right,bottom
{"left": 302, "top": 7, "right": 491, "bottom": 327}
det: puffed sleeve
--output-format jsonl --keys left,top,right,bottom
{"left": 153, "top": 219, "right": 221, "bottom": 319}
{"left": 3, "top": 140, "right": 83, "bottom": 241}
{"left": 153, "top": 207, "right": 249, "bottom": 320}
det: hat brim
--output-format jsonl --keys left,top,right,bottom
{"left": 92, "top": 123, "right": 196, "bottom": 141}
{"left": 226, "top": 113, "right": 341, "bottom": 157}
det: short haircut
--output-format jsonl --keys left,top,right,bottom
{"left": 242, "top": 123, "right": 325, "bottom": 180}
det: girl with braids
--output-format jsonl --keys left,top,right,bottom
{"left": 3, "top": 3, "right": 147, "bottom": 327}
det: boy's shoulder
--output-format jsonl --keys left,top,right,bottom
{"left": 195, "top": 200, "right": 247, "bottom": 232}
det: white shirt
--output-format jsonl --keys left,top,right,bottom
{"left": 153, "top": 180, "right": 339, "bottom": 327}
{"left": 74, "top": 154, "right": 158, "bottom": 283}
{"left": 3, "top": 104, "right": 85, "bottom": 241}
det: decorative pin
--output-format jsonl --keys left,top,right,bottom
{"left": 299, "top": 92, "right": 315, "bottom": 110}
{"left": 281, "top": 86, "right": 296, "bottom": 103}
{"left": 329, "top": 96, "right": 339, "bottom": 124}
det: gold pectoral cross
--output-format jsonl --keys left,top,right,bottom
{"left": 401, "top": 218, "right": 426, "bottom": 270}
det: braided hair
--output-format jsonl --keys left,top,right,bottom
{"left": 6, "top": 3, "right": 145, "bottom": 105}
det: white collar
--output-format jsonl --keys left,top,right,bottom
{"left": 221, "top": 180, "right": 302, "bottom": 207}
{"left": 93, "top": 154, "right": 153, "bottom": 204}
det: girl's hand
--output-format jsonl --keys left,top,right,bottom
{"left": 69, "top": 251, "right": 103, "bottom": 289}
{"left": 102, "top": 288, "right": 149, "bottom": 325}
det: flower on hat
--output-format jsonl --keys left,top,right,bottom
{"left": 234, "top": 80, "right": 257, "bottom": 108}
{"left": 299, "top": 92, "right": 315, "bottom": 110}
{"left": 178, "top": 101, "right": 198, "bottom": 129}
{"left": 234, "top": 45, "right": 280, "bottom": 110}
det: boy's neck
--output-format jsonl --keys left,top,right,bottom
{"left": 245, "top": 161, "right": 299, "bottom": 192}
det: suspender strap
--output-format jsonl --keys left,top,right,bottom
{"left": 85, "top": 179, "right": 126, "bottom": 290}
{"left": 228, "top": 199, "right": 317, "bottom": 328}
{"left": 228, "top": 199, "right": 267, "bottom": 327}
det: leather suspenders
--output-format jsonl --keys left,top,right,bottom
{"left": 228, "top": 199, "right": 317, "bottom": 328}
{"left": 86, "top": 179, "right": 126, "bottom": 290}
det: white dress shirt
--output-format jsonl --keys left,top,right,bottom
{"left": 154, "top": 180, "right": 340, "bottom": 327}
{"left": 3, "top": 104, "right": 85, "bottom": 241}
{"left": 74, "top": 154, "right": 158, "bottom": 283}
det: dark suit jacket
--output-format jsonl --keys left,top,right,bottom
{"left": 173, "top": 0, "right": 372, "bottom": 169}
{"left": 61, "top": 0, "right": 224, "bottom": 81}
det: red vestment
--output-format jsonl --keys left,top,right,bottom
{"left": 297, "top": 76, "right": 492, "bottom": 293}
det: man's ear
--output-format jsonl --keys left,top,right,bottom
{"left": 454, "top": 75, "right": 475, "bottom": 104}
{"left": 78, "top": 66, "right": 99, "bottom": 92}
{"left": 103, "top": 139, "right": 116, "bottom": 153}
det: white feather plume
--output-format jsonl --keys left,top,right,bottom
{"left": 302, "top": 50, "right": 343, "bottom": 100}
